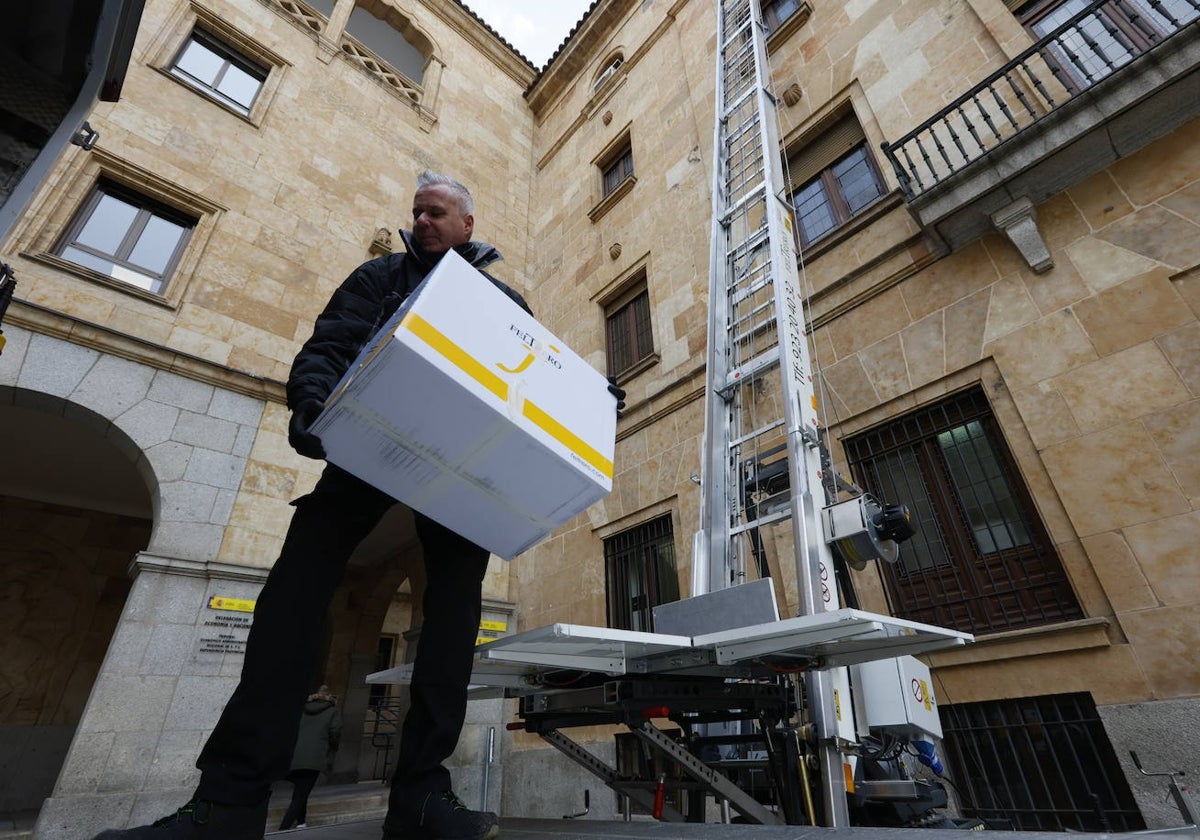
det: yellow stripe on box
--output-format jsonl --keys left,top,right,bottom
{"left": 401, "top": 313, "right": 613, "bottom": 480}
{"left": 402, "top": 313, "right": 509, "bottom": 402}
{"left": 522, "top": 399, "right": 613, "bottom": 479}
{"left": 480, "top": 620, "right": 508, "bottom": 632}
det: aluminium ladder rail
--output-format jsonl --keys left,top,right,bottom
{"left": 696, "top": 0, "right": 853, "bottom": 825}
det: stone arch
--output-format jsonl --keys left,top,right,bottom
{"left": 319, "top": 505, "right": 423, "bottom": 782}
{"left": 346, "top": 0, "right": 437, "bottom": 84}
{"left": 1, "top": 327, "right": 265, "bottom": 567}
{"left": 0, "top": 377, "right": 156, "bottom": 814}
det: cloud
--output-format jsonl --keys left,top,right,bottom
{"left": 464, "top": 0, "right": 592, "bottom": 66}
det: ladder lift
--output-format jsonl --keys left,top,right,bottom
{"left": 372, "top": 0, "right": 971, "bottom": 826}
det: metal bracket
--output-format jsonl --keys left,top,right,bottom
{"left": 538, "top": 728, "right": 685, "bottom": 821}
{"left": 630, "top": 720, "right": 784, "bottom": 825}
{"left": 71, "top": 121, "right": 99, "bottom": 151}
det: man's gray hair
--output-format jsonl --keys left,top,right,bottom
{"left": 417, "top": 171, "right": 474, "bottom": 215}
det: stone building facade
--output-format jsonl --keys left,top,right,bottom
{"left": 0, "top": 0, "right": 1197, "bottom": 837}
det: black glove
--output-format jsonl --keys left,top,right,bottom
{"left": 607, "top": 376, "right": 626, "bottom": 413}
{"left": 288, "top": 400, "right": 327, "bottom": 460}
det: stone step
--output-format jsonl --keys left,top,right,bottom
{"left": 266, "top": 781, "right": 390, "bottom": 831}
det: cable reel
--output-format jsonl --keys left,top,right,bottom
{"left": 822, "top": 495, "right": 915, "bottom": 571}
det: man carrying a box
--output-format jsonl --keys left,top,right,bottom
{"left": 93, "top": 172, "right": 621, "bottom": 840}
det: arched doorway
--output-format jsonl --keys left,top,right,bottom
{"left": 0, "top": 391, "right": 152, "bottom": 823}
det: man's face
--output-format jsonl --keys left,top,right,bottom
{"left": 412, "top": 184, "right": 473, "bottom": 255}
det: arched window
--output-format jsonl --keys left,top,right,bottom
{"left": 344, "top": 1, "right": 432, "bottom": 85}
{"left": 592, "top": 53, "right": 623, "bottom": 92}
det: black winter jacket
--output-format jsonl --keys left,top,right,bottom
{"left": 287, "top": 229, "right": 532, "bottom": 411}
{"left": 289, "top": 698, "right": 342, "bottom": 772}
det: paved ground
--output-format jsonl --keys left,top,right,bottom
{"left": 258, "top": 782, "right": 1200, "bottom": 840}
{"left": 270, "top": 816, "right": 1200, "bottom": 840}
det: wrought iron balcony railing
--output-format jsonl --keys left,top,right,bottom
{"left": 881, "top": 0, "right": 1199, "bottom": 200}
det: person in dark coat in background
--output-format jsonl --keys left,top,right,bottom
{"left": 278, "top": 686, "right": 342, "bottom": 831}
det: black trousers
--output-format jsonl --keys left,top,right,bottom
{"left": 278, "top": 768, "right": 319, "bottom": 829}
{"left": 194, "top": 465, "right": 489, "bottom": 809}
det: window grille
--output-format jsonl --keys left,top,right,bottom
{"left": 605, "top": 283, "right": 654, "bottom": 378}
{"left": 843, "top": 386, "right": 1082, "bottom": 634}
{"left": 602, "top": 146, "right": 635, "bottom": 197}
{"left": 941, "top": 693, "right": 1145, "bottom": 832}
{"left": 605, "top": 514, "right": 679, "bottom": 631}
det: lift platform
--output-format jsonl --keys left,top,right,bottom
{"left": 369, "top": 610, "right": 969, "bottom": 699}
{"left": 369, "top": 611, "right": 971, "bottom": 827}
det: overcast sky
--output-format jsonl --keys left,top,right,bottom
{"left": 463, "top": 0, "right": 595, "bottom": 68}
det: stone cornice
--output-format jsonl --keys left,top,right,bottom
{"left": 419, "top": 0, "right": 537, "bottom": 86}
{"left": 530, "top": 0, "right": 690, "bottom": 169}
{"left": 131, "top": 552, "right": 272, "bottom": 583}
{"left": 8, "top": 299, "right": 287, "bottom": 403}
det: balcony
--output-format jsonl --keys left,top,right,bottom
{"left": 880, "top": 0, "right": 1200, "bottom": 261}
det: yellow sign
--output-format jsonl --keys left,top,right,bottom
{"left": 208, "top": 596, "right": 256, "bottom": 613}
{"left": 475, "top": 619, "right": 509, "bottom": 647}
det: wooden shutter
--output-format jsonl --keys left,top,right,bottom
{"left": 786, "top": 110, "right": 865, "bottom": 188}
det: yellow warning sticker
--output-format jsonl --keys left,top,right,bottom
{"left": 911, "top": 677, "right": 933, "bottom": 711}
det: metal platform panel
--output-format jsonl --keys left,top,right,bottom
{"left": 693, "top": 608, "right": 973, "bottom": 668}
{"left": 475, "top": 623, "right": 693, "bottom": 675}
{"left": 366, "top": 659, "right": 537, "bottom": 698}
{"left": 366, "top": 611, "right": 971, "bottom": 692}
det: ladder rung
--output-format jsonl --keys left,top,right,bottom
{"left": 730, "top": 417, "right": 786, "bottom": 448}
{"left": 730, "top": 507, "right": 793, "bottom": 536}
{"left": 720, "top": 182, "right": 767, "bottom": 225}
{"left": 722, "top": 347, "right": 780, "bottom": 391}
{"left": 720, "top": 81, "right": 757, "bottom": 119}
{"left": 719, "top": 18, "right": 753, "bottom": 53}
{"left": 726, "top": 226, "right": 768, "bottom": 264}
{"left": 730, "top": 312, "right": 777, "bottom": 346}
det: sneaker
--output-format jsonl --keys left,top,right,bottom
{"left": 381, "top": 791, "right": 499, "bottom": 840}
{"left": 92, "top": 799, "right": 268, "bottom": 840}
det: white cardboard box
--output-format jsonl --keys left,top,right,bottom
{"left": 310, "top": 249, "right": 616, "bottom": 559}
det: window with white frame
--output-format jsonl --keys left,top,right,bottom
{"left": 593, "top": 54, "right": 624, "bottom": 91}
{"left": 170, "top": 30, "right": 269, "bottom": 115}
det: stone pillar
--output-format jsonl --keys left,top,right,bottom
{"left": 33, "top": 557, "right": 269, "bottom": 840}
{"left": 317, "top": 0, "right": 356, "bottom": 61}
{"left": 335, "top": 652, "right": 378, "bottom": 784}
